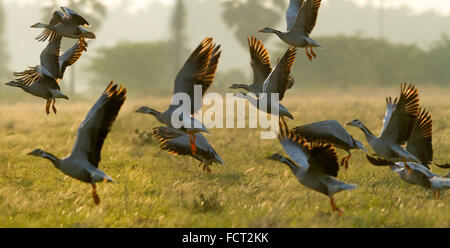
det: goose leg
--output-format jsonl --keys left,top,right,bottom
{"left": 91, "top": 184, "right": 101, "bottom": 205}
{"left": 330, "top": 197, "right": 343, "bottom": 216}
{"left": 340, "top": 153, "right": 352, "bottom": 169}
{"left": 305, "top": 48, "right": 313, "bottom": 61}
{"left": 310, "top": 47, "right": 317, "bottom": 59}
{"left": 45, "top": 100, "right": 51, "bottom": 115}
{"left": 52, "top": 99, "right": 57, "bottom": 114}
{"left": 188, "top": 133, "right": 197, "bottom": 156}
{"left": 437, "top": 190, "right": 440, "bottom": 199}
{"left": 433, "top": 190, "right": 436, "bottom": 200}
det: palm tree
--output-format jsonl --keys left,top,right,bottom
{"left": 222, "top": 0, "right": 285, "bottom": 48}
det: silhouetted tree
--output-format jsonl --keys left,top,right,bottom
{"left": 170, "top": 0, "right": 187, "bottom": 72}
{"left": 222, "top": 0, "right": 285, "bottom": 48}
{"left": 0, "top": 1, "right": 9, "bottom": 80}
{"left": 41, "top": 0, "right": 107, "bottom": 95}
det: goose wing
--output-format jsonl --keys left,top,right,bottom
{"left": 286, "top": 0, "right": 304, "bottom": 31}
{"left": 13, "top": 65, "right": 54, "bottom": 87}
{"left": 290, "top": 0, "right": 322, "bottom": 35}
{"left": 406, "top": 109, "right": 433, "bottom": 168}
{"left": 262, "top": 46, "right": 296, "bottom": 101}
{"left": 248, "top": 36, "right": 272, "bottom": 86}
{"left": 70, "top": 82, "right": 126, "bottom": 168}
{"left": 35, "top": 10, "right": 64, "bottom": 42}
{"left": 171, "top": 38, "right": 220, "bottom": 114}
{"left": 59, "top": 38, "right": 88, "bottom": 78}
{"left": 40, "top": 36, "right": 62, "bottom": 79}
{"left": 153, "top": 126, "right": 224, "bottom": 164}
{"left": 379, "top": 83, "right": 420, "bottom": 145}
{"left": 278, "top": 119, "right": 339, "bottom": 177}
{"left": 380, "top": 97, "right": 397, "bottom": 135}
{"left": 292, "top": 120, "right": 354, "bottom": 149}
{"left": 61, "top": 6, "right": 90, "bottom": 26}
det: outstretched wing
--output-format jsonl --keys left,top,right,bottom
{"left": 278, "top": 118, "right": 339, "bottom": 177}
{"left": 286, "top": 0, "right": 304, "bottom": 31}
{"left": 406, "top": 108, "right": 433, "bottom": 168}
{"left": 40, "top": 36, "right": 62, "bottom": 79}
{"left": 380, "top": 97, "right": 397, "bottom": 135}
{"left": 13, "top": 65, "right": 54, "bottom": 86}
{"left": 380, "top": 83, "right": 420, "bottom": 145}
{"left": 61, "top": 6, "right": 90, "bottom": 26}
{"left": 248, "top": 36, "right": 272, "bottom": 86}
{"left": 278, "top": 118, "right": 310, "bottom": 170}
{"left": 70, "top": 82, "right": 126, "bottom": 167}
{"left": 35, "top": 10, "right": 64, "bottom": 42}
{"left": 290, "top": 0, "right": 322, "bottom": 35}
{"left": 59, "top": 38, "right": 88, "bottom": 78}
{"left": 292, "top": 120, "right": 354, "bottom": 149}
{"left": 171, "top": 38, "right": 220, "bottom": 114}
{"left": 262, "top": 46, "right": 296, "bottom": 101}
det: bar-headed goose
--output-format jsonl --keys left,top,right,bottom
{"left": 235, "top": 46, "right": 296, "bottom": 120}
{"left": 230, "top": 36, "right": 293, "bottom": 94}
{"left": 293, "top": 120, "right": 368, "bottom": 169}
{"left": 27, "top": 82, "right": 126, "bottom": 205}
{"left": 153, "top": 127, "right": 224, "bottom": 173}
{"left": 347, "top": 83, "right": 421, "bottom": 164}
{"left": 4, "top": 35, "right": 86, "bottom": 114}
{"left": 136, "top": 37, "right": 221, "bottom": 155}
{"left": 267, "top": 118, "right": 357, "bottom": 215}
{"left": 259, "top": 0, "right": 322, "bottom": 61}
{"left": 31, "top": 6, "right": 96, "bottom": 42}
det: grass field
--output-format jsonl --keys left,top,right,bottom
{"left": 0, "top": 86, "right": 449, "bottom": 228}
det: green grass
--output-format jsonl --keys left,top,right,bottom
{"left": 0, "top": 87, "right": 449, "bottom": 227}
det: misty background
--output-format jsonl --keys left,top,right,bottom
{"left": 1, "top": 0, "right": 450, "bottom": 98}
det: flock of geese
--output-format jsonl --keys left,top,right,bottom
{"left": 4, "top": 1, "right": 450, "bottom": 215}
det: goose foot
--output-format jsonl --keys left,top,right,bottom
{"left": 330, "top": 197, "right": 343, "bottom": 216}
{"left": 340, "top": 153, "right": 352, "bottom": 169}
{"left": 310, "top": 47, "right": 317, "bottom": 59}
{"left": 305, "top": 48, "right": 313, "bottom": 61}
{"left": 52, "top": 99, "right": 57, "bottom": 114}
{"left": 45, "top": 100, "right": 51, "bottom": 115}
{"left": 188, "top": 133, "right": 197, "bottom": 156}
{"left": 91, "top": 184, "right": 101, "bottom": 205}
{"left": 433, "top": 190, "right": 440, "bottom": 200}
{"left": 202, "top": 163, "right": 212, "bottom": 173}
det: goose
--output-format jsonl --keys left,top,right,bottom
{"left": 292, "top": 120, "right": 368, "bottom": 169}
{"left": 365, "top": 109, "right": 449, "bottom": 198}
{"left": 367, "top": 156, "right": 449, "bottom": 199}
{"left": 31, "top": 6, "right": 96, "bottom": 42}
{"left": 267, "top": 118, "right": 357, "bottom": 215}
{"left": 259, "top": 0, "right": 322, "bottom": 61}
{"left": 153, "top": 126, "right": 224, "bottom": 173}
{"left": 27, "top": 82, "right": 126, "bottom": 205}
{"left": 234, "top": 46, "right": 296, "bottom": 120}
{"left": 347, "top": 83, "right": 421, "bottom": 164}
{"left": 136, "top": 37, "right": 221, "bottom": 156}
{"left": 229, "top": 36, "right": 294, "bottom": 94}
{"left": 5, "top": 35, "right": 86, "bottom": 114}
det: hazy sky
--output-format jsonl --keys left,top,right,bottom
{"left": 5, "top": 0, "right": 450, "bottom": 15}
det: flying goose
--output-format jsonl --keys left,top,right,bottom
{"left": 267, "top": 118, "right": 357, "bottom": 215}
{"left": 153, "top": 126, "right": 224, "bottom": 173}
{"left": 292, "top": 120, "right": 368, "bottom": 169}
{"left": 347, "top": 83, "right": 421, "bottom": 164}
{"left": 136, "top": 37, "right": 221, "bottom": 155}
{"left": 31, "top": 6, "right": 96, "bottom": 42}
{"left": 27, "top": 82, "right": 126, "bottom": 205}
{"left": 229, "top": 36, "right": 294, "bottom": 94}
{"left": 235, "top": 46, "right": 297, "bottom": 120}
{"left": 259, "top": 0, "right": 322, "bottom": 61}
{"left": 4, "top": 37, "right": 84, "bottom": 114}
